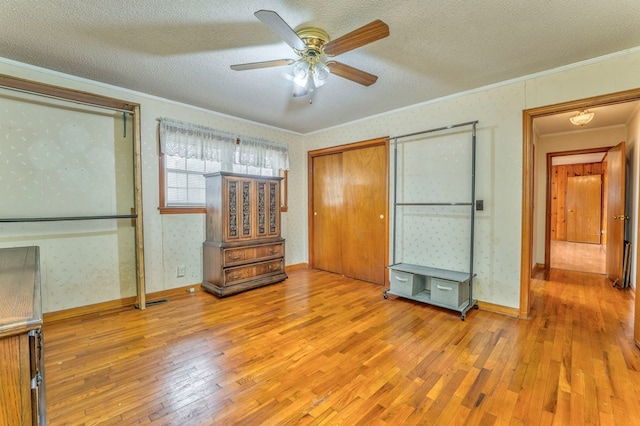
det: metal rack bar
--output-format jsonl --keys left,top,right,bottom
{"left": 392, "top": 137, "right": 399, "bottom": 264}
{"left": 0, "top": 215, "right": 137, "bottom": 223}
{"left": 464, "top": 122, "right": 477, "bottom": 319}
{"left": 391, "top": 121, "right": 479, "bottom": 140}
{"left": 388, "top": 120, "right": 479, "bottom": 320}
{"left": 396, "top": 202, "right": 472, "bottom": 206}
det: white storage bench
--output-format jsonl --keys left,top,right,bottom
{"left": 385, "top": 263, "right": 477, "bottom": 320}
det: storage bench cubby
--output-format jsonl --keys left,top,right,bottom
{"left": 430, "top": 277, "right": 470, "bottom": 309}
{"left": 389, "top": 270, "right": 426, "bottom": 297}
{"left": 385, "top": 263, "right": 477, "bottom": 320}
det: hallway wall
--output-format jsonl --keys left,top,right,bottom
{"left": 626, "top": 106, "right": 640, "bottom": 288}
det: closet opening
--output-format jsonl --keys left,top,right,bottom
{"left": 0, "top": 74, "right": 146, "bottom": 313}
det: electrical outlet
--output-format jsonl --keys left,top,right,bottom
{"left": 177, "top": 265, "right": 186, "bottom": 277}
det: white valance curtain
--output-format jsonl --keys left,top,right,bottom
{"left": 159, "top": 119, "right": 237, "bottom": 163}
{"left": 236, "top": 136, "right": 289, "bottom": 172}
{"left": 159, "top": 118, "right": 289, "bottom": 174}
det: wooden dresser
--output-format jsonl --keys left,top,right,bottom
{"left": 202, "top": 172, "right": 287, "bottom": 297}
{"left": 0, "top": 246, "right": 46, "bottom": 425}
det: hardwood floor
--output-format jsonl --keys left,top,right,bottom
{"left": 43, "top": 268, "right": 640, "bottom": 425}
{"left": 550, "top": 240, "right": 606, "bottom": 275}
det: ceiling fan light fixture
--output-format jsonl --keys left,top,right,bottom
{"left": 231, "top": 11, "right": 389, "bottom": 100}
{"left": 292, "top": 83, "right": 309, "bottom": 97}
{"left": 293, "top": 74, "right": 309, "bottom": 88}
{"left": 569, "top": 110, "right": 594, "bottom": 126}
{"left": 312, "top": 62, "right": 330, "bottom": 88}
{"left": 292, "top": 61, "right": 309, "bottom": 88}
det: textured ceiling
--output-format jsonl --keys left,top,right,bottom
{"left": 2, "top": 1, "right": 640, "bottom": 134}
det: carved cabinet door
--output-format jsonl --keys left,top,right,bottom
{"left": 255, "top": 179, "right": 281, "bottom": 239}
{"left": 223, "top": 177, "right": 255, "bottom": 242}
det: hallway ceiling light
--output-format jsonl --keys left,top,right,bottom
{"left": 569, "top": 110, "right": 595, "bottom": 126}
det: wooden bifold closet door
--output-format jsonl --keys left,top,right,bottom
{"left": 309, "top": 139, "right": 388, "bottom": 285}
{"left": 312, "top": 153, "right": 344, "bottom": 274}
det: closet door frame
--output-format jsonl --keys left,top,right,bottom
{"left": 0, "top": 73, "right": 147, "bottom": 309}
{"left": 307, "top": 137, "right": 389, "bottom": 284}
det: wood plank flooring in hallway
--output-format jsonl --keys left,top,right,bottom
{"left": 550, "top": 240, "right": 606, "bottom": 275}
{"left": 43, "top": 268, "right": 640, "bottom": 425}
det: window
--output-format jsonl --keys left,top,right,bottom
{"left": 165, "top": 155, "right": 221, "bottom": 207}
{"left": 158, "top": 119, "right": 289, "bottom": 213}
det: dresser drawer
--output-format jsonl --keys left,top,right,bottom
{"left": 223, "top": 242, "right": 284, "bottom": 266}
{"left": 390, "top": 270, "right": 426, "bottom": 296}
{"left": 225, "top": 259, "right": 284, "bottom": 284}
{"left": 430, "top": 278, "right": 470, "bottom": 308}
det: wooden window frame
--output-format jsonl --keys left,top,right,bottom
{"left": 159, "top": 150, "right": 289, "bottom": 215}
{"left": 158, "top": 150, "right": 206, "bottom": 214}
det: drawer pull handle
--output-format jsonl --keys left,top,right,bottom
{"left": 269, "top": 264, "right": 281, "bottom": 271}
{"left": 229, "top": 273, "right": 242, "bottom": 279}
{"left": 268, "top": 247, "right": 280, "bottom": 254}
{"left": 394, "top": 276, "right": 408, "bottom": 282}
{"left": 437, "top": 285, "right": 453, "bottom": 291}
{"left": 227, "top": 253, "right": 243, "bottom": 260}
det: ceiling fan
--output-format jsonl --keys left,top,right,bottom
{"left": 230, "top": 10, "right": 389, "bottom": 99}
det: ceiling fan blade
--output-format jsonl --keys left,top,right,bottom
{"left": 323, "top": 20, "right": 389, "bottom": 56}
{"left": 326, "top": 61, "right": 378, "bottom": 86}
{"left": 255, "top": 10, "right": 306, "bottom": 51}
{"left": 230, "top": 59, "right": 295, "bottom": 71}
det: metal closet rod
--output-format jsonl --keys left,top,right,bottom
{"left": 0, "top": 214, "right": 137, "bottom": 223}
{"left": 0, "top": 85, "right": 135, "bottom": 115}
{"left": 390, "top": 120, "right": 479, "bottom": 141}
{"left": 397, "top": 202, "right": 472, "bottom": 206}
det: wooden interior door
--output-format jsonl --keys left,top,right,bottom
{"left": 566, "top": 175, "right": 602, "bottom": 244}
{"left": 342, "top": 145, "right": 387, "bottom": 284}
{"left": 605, "top": 142, "right": 626, "bottom": 285}
{"left": 312, "top": 153, "right": 343, "bottom": 274}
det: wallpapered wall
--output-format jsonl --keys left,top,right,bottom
{"left": 625, "top": 107, "right": 640, "bottom": 291}
{"left": 0, "top": 92, "right": 136, "bottom": 312}
{"left": 304, "top": 84, "right": 525, "bottom": 308}
{"left": 0, "top": 60, "right": 303, "bottom": 313}
{"left": 393, "top": 130, "right": 476, "bottom": 272}
{"left": 303, "top": 50, "right": 640, "bottom": 309}
{"left": 2, "top": 47, "right": 640, "bottom": 313}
